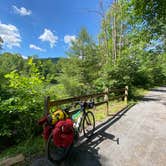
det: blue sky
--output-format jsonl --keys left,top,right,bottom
{"left": 0, "top": 0, "right": 110, "bottom": 58}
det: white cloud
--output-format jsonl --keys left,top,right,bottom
{"left": 39, "top": 29, "right": 58, "bottom": 48}
{"left": 22, "top": 55, "right": 28, "bottom": 59}
{"left": 12, "top": 5, "right": 32, "bottom": 16}
{"left": 29, "top": 44, "right": 46, "bottom": 52}
{"left": 0, "top": 21, "right": 21, "bottom": 48}
{"left": 64, "top": 35, "right": 76, "bottom": 44}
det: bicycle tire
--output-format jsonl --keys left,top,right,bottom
{"left": 83, "top": 111, "right": 95, "bottom": 138}
{"left": 46, "top": 133, "right": 72, "bottom": 163}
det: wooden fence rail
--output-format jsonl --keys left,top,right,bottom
{"left": 44, "top": 86, "right": 128, "bottom": 116}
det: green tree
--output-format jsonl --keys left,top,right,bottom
{"left": 132, "top": 0, "right": 166, "bottom": 49}
{"left": 0, "top": 53, "right": 25, "bottom": 100}
{"left": 57, "top": 28, "right": 101, "bottom": 96}
{"left": 132, "top": 0, "right": 166, "bottom": 26}
{"left": 0, "top": 52, "right": 25, "bottom": 75}
{"left": 0, "top": 58, "right": 45, "bottom": 143}
{"left": 98, "top": 0, "right": 166, "bottom": 89}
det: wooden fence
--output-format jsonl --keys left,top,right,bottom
{"left": 44, "top": 86, "right": 128, "bottom": 116}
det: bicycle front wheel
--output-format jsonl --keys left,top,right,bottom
{"left": 83, "top": 111, "right": 95, "bottom": 138}
{"left": 46, "top": 133, "right": 72, "bottom": 163}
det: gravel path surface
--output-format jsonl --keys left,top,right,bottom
{"left": 31, "top": 87, "right": 166, "bottom": 166}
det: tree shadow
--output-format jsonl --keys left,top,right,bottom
{"left": 162, "top": 102, "right": 166, "bottom": 106}
{"left": 141, "top": 96, "right": 160, "bottom": 102}
{"left": 150, "top": 87, "right": 166, "bottom": 93}
{"left": 30, "top": 158, "right": 54, "bottom": 166}
{"left": 64, "top": 145, "right": 101, "bottom": 166}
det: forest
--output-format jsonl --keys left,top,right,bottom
{"left": 0, "top": 0, "right": 166, "bottom": 153}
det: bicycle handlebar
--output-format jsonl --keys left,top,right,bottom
{"left": 74, "top": 101, "right": 95, "bottom": 109}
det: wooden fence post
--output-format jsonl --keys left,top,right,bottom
{"left": 104, "top": 88, "right": 109, "bottom": 116}
{"left": 44, "top": 96, "right": 50, "bottom": 150}
{"left": 44, "top": 96, "right": 50, "bottom": 116}
{"left": 124, "top": 86, "right": 128, "bottom": 103}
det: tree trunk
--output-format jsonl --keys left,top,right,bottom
{"left": 119, "top": 3, "right": 123, "bottom": 57}
{"left": 112, "top": 0, "right": 117, "bottom": 64}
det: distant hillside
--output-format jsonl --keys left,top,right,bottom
{"left": 35, "top": 57, "right": 61, "bottom": 63}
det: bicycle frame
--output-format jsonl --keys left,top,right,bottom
{"left": 72, "top": 108, "right": 84, "bottom": 133}
{"left": 72, "top": 102, "right": 90, "bottom": 134}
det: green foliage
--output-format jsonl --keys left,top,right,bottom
{"left": 132, "top": 0, "right": 166, "bottom": 51}
{"left": 0, "top": 58, "right": 45, "bottom": 144}
{"left": 0, "top": 53, "right": 25, "bottom": 75}
{"left": 0, "top": 53, "right": 66, "bottom": 151}
{"left": 57, "top": 28, "right": 102, "bottom": 96}
{"left": 0, "top": 136, "right": 44, "bottom": 160}
{"left": 132, "top": 0, "right": 166, "bottom": 25}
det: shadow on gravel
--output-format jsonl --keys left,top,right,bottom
{"left": 30, "top": 158, "right": 54, "bottom": 166}
{"left": 93, "top": 104, "right": 135, "bottom": 137}
{"left": 31, "top": 104, "right": 135, "bottom": 166}
{"left": 141, "top": 96, "right": 160, "bottom": 102}
{"left": 150, "top": 88, "right": 166, "bottom": 93}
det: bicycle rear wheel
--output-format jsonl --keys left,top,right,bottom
{"left": 46, "top": 133, "right": 72, "bottom": 163}
{"left": 83, "top": 111, "right": 95, "bottom": 138}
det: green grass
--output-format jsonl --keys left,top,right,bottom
{"left": 92, "top": 100, "right": 127, "bottom": 122}
{"left": 109, "top": 100, "right": 127, "bottom": 114}
{"left": 131, "top": 87, "right": 149, "bottom": 101}
{"left": 0, "top": 136, "right": 45, "bottom": 161}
